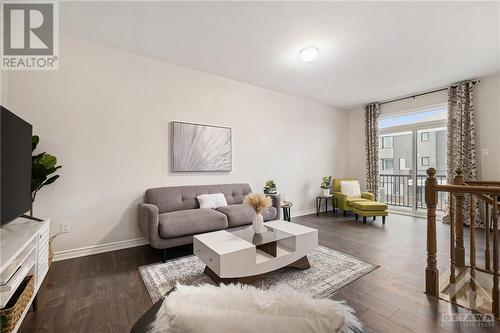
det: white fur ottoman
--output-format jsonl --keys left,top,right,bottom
{"left": 136, "top": 283, "right": 362, "bottom": 333}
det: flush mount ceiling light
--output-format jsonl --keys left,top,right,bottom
{"left": 299, "top": 47, "right": 319, "bottom": 62}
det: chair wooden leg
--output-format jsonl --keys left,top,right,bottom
{"left": 363, "top": 216, "right": 367, "bottom": 224}
{"left": 355, "top": 213, "right": 358, "bottom": 220}
{"left": 343, "top": 210, "right": 347, "bottom": 217}
{"left": 382, "top": 216, "right": 386, "bottom": 224}
{"left": 373, "top": 216, "right": 376, "bottom": 221}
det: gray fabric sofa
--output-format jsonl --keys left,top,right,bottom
{"left": 139, "top": 183, "right": 280, "bottom": 261}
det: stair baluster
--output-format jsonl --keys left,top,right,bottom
{"left": 485, "top": 202, "right": 491, "bottom": 271}
{"left": 449, "top": 193, "right": 456, "bottom": 302}
{"left": 454, "top": 169, "right": 466, "bottom": 267}
{"left": 493, "top": 195, "right": 499, "bottom": 318}
{"left": 469, "top": 195, "right": 477, "bottom": 310}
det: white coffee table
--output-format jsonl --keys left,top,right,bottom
{"left": 193, "top": 220, "right": 318, "bottom": 284}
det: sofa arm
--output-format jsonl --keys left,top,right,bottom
{"left": 139, "top": 203, "right": 160, "bottom": 248}
{"left": 361, "top": 192, "right": 375, "bottom": 201}
{"left": 268, "top": 194, "right": 281, "bottom": 220}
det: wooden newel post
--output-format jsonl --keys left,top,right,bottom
{"left": 425, "top": 168, "right": 439, "bottom": 296}
{"left": 454, "top": 168, "right": 466, "bottom": 267}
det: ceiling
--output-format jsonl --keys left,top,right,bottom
{"left": 60, "top": 1, "right": 500, "bottom": 109}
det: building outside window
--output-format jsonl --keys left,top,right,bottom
{"left": 378, "top": 104, "right": 448, "bottom": 213}
{"left": 381, "top": 158, "right": 394, "bottom": 171}
{"left": 382, "top": 136, "right": 393, "bottom": 148}
{"left": 399, "top": 158, "right": 407, "bottom": 170}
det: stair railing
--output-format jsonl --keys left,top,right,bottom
{"left": 425, "top": 167, "right": 500, "bottom": 317}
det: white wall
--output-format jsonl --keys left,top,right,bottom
{"left": 475, "top": 73, "right": 500, "bottom": 180}
{"left": 345, "top": 72, "right": 500, "bottom": 187}
{"left": 3, "top": 36, "right": 347, "bottom": 254}
{"left": 0, "top": 71, "right": 6, "bottom": 106}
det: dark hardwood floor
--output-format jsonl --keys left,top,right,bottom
{"left": 20, "top": 212, "right": 497, "bottom": 333}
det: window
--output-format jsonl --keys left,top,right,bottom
{"left": 378, "top": 105, "right": 447, "bottom": 212}
{"left": 381, "top": 158, "right": 393, "bottom": 171}
{"left": 381, "top": 136, "right": 393, "bottom": 148}
{"left": 379, "top": 106, "right": 447, "bottom": 129}
{"left": 399, "top": 158, "right": 407, "bottom": 170}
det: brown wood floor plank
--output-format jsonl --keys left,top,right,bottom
{"left": 360, "top": 310, "right": 413, "bottom": 333}
{"left": 18, "top": 213, "right": 495, "bottom": 332}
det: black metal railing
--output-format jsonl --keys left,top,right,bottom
{"left": 379, "top": 174, "right": 447, "bottom": 210}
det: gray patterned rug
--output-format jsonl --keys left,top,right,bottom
{"left": 139, "top": 246, "right": 378, "bottom": 303}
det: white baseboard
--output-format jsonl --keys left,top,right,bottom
{"left": 52, "top": 237, "right": 149, "bottom": 262}
{"left": 293, "top": 208, "right": 317, "bottom": 217}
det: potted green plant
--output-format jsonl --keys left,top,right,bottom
{"left": 31, "top": 135, "right": 62, "bottom": 216}
{"left": 320, "top": 176, "right": 332, "bottom": 196}
{"left": 263, "top": 180, "right": 277, "bottom": 194}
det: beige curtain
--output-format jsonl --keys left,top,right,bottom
{"left": 365, "top": 103, "right": 380, "bottom": 198}
{"left": 443, "top": 81, "right": 479, "bottom": 225}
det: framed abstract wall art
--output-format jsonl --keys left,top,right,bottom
{"left": 172, "top": 121, "right": 232, "bottom": 172}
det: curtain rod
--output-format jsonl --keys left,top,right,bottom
{"left": 377, "top": 80, "right": 480, "bottom": 106}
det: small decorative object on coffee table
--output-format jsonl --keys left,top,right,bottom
{"left": 320, "top": 176, "right": 332, "bottom": 196}
{"left": 243, "top": 193, "right": 272, "bottom": 234}
{"left": 194, "top": 220, "right": 318, "bottom": 284}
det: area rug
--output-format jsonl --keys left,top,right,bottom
{"left": 139, "top": 245, "right": 378, "bottom": 303}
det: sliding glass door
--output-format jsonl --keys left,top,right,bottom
{"left": 378, "top": 106, "right": 447, "bottom": 213}
{"left": 379, "top": 131, "right": 413, "bottom": 208}
{"left": 416, "top": 127, "right": 447, "bottom": 210}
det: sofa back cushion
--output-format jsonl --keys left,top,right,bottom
{"left": 145, "top": 184, "right": 252, "bottom": 214}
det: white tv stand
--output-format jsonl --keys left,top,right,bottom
{"left": 0, "top": 217, "right": 50, "bottom": 333}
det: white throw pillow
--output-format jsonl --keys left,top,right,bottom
{"left": 197, "top": 193, "right": 227, "bottom": 209}
{"left": 340, "top": 180, "right": 362, "bottom": 199}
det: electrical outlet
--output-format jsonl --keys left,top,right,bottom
{"left": 61, "top": 221, "right": 71, "bottom": 233}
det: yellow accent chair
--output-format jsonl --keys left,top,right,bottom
{"left": 332, "top": 178, "right": 375, "bottom": 217}
{"left": 332, "top": 178, "right": 388, "bottom": 224}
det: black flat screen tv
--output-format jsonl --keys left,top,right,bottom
{"left": 1, "top": 106, "right": 33, "bottom": 226}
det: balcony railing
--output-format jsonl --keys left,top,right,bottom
{"left": 379, "top": 173, "right": 447, "bottom": 210}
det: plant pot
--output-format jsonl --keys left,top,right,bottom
{"left": 322, "top": 188, "right": 330, "bottom": 196}
{"left": 252, "top": 213, "right": 264, "bottom": 234}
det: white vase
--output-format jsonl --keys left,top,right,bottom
{"left": 252, "top": 213, "right": 264, "bottom": 234}
{"left": 322, "top": 188, "right": 330, "bottom": 196}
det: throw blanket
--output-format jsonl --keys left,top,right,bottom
{"left": 138, "top": 283, "right": 362, "bottom": 333}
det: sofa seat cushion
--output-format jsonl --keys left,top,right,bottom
{"left": 216, "top": 204, "right": 278, "bottom": 227}
{"left": 216, "top": 204, "right": 254, "bottom": 227}
{"left": 159, "top": 209, "right": 228, "bottom": 239}
{"left": 346, "top": 198, "right": 368, "bottom": 207}
{"left": 351, "top": 201, "right": 388, "bottom": 211}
